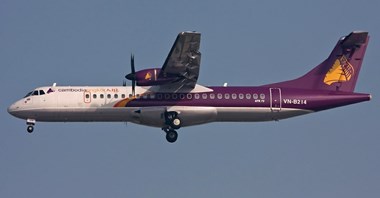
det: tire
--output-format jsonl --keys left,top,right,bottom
{"left": 166, "top": 130, "right": 178, "bottom": 143}
{"left": 27, "top": 126, "right": 34, "bottom": 133}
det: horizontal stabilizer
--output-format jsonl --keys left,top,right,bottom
{"left": 341, "top": 31, "right": 368, "bottom": 48}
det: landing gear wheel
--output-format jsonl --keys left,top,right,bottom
{"left": 165, "top": 130, "right": 178, "bottom": 143}
{"left": 27, "top": 125, "right": 34, "bottom": 133}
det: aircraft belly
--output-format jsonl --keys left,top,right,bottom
{"left": 216, "top": 107, "right": 313, "bottom": 122}
{"left": 169, "top": 106, "right": 217, "bottom": 127}
{"left": 16, "top": 107, "right": 136, "bottom": 122}
{"left": 13, "top": 106, "right": 312, "bottom": 126}
{"left": 129, "top": 106, "right": 218, "bottom": 128}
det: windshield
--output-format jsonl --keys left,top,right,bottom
{"left": 24, "top": 91, "right": 33, "bottom": 98}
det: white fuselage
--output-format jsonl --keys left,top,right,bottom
{"left": 8, "top": 85, "right": 312, "bottom": 128}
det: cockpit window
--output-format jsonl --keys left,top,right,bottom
{"left": 24, "top": 90, "right": 45, "bottom": 98}
{"left": 24, "top": 91, "right": 33, "bottom": 98}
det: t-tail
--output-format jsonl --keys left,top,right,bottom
{"left": 264, "top": 31, "right": 369, "bottom": 92}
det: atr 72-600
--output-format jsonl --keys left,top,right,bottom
{"left": 8, "top": 31, "right": 371, "bottom": 143}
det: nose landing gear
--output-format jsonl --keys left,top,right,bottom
{"left": 26, "top": 119, "right": 36, "bottom": 133}
{"left": 27, "top": 125, "right": 34, "bottom": 133}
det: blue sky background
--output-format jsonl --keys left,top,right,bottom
{"left": 1, "top": 0, "right": 379, "bottom": 197}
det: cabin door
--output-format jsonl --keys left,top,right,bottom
{"left": 270, "top": 88, "right": 281, "bottom": 112}
{"left": 84, "top": 91, "right": 91, "bottom": 103}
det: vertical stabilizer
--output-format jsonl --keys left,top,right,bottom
{"left": 264, "top": 31, "right": 369, "bottom": 92}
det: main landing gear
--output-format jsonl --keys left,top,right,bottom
{"left": 26, "top": 118, "right": 36, "bottom": 133}
{"left": 163, "top": 128, "right": 178, "bottom": 143}
{"left": 163, "top": 112, "right": 182, "bottom": 143}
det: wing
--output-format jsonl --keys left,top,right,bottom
{"left": 159, "top": 31, "right": 201, "bottom": 89}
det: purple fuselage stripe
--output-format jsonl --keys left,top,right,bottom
{"left": 124, "top": 86, "right": 370, "bottom": 112}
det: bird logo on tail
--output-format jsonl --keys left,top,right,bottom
{"left": 324, "top": 55, "right": 354, "bottom": 85}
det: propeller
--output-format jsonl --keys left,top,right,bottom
{"left": 125, "top": 54, "right": 136, "bottom": 96}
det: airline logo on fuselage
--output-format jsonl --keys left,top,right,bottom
{"left": 47, "top": 88, "right": 54, "bottom": 94}
{"left": 57, "top": 88, "right": 119, "bottom": 93}
{"left": 323, "top": 55, "right": 354, "bottom": 85}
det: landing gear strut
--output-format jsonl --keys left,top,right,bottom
{"left": 26, "top": 118, "right": 36, "bottom": 133}
{"left": 165, "top": 111, "right": 182, "bottom": 129}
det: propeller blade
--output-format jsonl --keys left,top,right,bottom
{"left": 132, "top": 79, "right": 136, "bottom": 96}
{"left": 131, "top": 54, "right": 135, "bottom": 74}
{"left": 125, "top": 54, "right": 136, "bottom": 80}
{"left": 124, "top": 54, "right": 136, "bottom": 96}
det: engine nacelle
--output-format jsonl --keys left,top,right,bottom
{"left": 134, "top": 68, "right": 178, "bottom": 86}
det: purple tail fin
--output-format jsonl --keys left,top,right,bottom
{"left": 264, "top": 31, "right": 369, "bottom": 92}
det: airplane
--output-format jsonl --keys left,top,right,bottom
{"left": 8, "top": 31, "right": 371, "bottom": 143}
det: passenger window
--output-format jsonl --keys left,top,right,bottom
{"left": 100, "top": 94, "right": 104, "bottom": 99}
{"left": 194, "top": 94, "right": 200, "bottom": 99}
{"left": 239, "top": 93, "right": 244, "bottom": 99}
{"left": 39, "top": 90, "right": 45, "bottom": 95}
{"left": 246, "top": 93, "right": 251, "bottom": 99}
{"left": 253, "top": 94, "right": 258, "bottom": 99}
{"left": 172, "top": 94, "right": 178, "bottom": 99}
{"left": 32, "top": 90, "right": 39, "bottom": 96}
{"left": 179, "top": 94, "right": 185, "bottom": 99}
{"left": 85, "top": 94, "right": 90, "bottom": 99}
{"left": 186, "top": 93, "right": 192, "bottom": 99}
{"left": 202, "top": 93, "right": 207, "bottom": 99}
{"left": 157, "top": 94, "right": 162, "bottom": 100}
{"left": 210, "top": 93, "right": 215, "bottom": 99}
{"left": 107, "top": 94, "right": 111, "bottom": 99}
{"left": 121, "top": 94, "right": 125, "bottom": 98}
{"left": 260, "top": 94, "right": 265, "bottom": 99}
{"left": 114, "top": 94, "right": 118, "bottom": 99}
{"left": 165, "top": 94, "right": 170, "bottom": 99}
{"left": 93, "top": 94, "right": 97, "bottom": 99}
{"left": 217, "top": 93, "right": 223, "bottom": 99}
{"left": 232, "top": 93, "right": 237, "bottom": 99}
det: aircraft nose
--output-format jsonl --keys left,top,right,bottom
{"left": 7, "top": 103, "right": 19, "bottom": 116}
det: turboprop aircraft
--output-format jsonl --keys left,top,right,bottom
{"left": 8, "top": 31, "right": 371, "bottom": 143}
